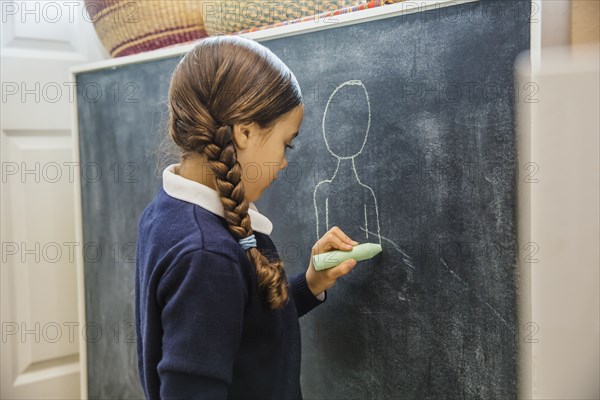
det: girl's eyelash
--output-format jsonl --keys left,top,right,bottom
{"left": 285, "top": 144, "right": 295, "bottom": 150}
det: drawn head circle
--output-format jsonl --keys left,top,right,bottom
{"left": 321, "top": 80, "right": 371, "bottom": 159}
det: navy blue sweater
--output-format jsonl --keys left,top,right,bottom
{"left": 135, "top": 171, "right": 327, "bottom": 400}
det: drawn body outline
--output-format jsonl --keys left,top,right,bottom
{"left": 312, "top": 80, "right": 382, "bottom": 246}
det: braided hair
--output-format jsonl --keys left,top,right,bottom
{"left": 165, "top": 35, "right": 303, "bottom": 310}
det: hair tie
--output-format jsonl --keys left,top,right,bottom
{"left": 238, "top": 234, "right": 257, "bottom": 251}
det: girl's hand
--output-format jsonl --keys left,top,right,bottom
{"left": 305, "top": 226, "right": 359, "bottom": 297}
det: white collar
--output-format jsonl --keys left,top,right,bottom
{"left": 162, "top": 163, "right": 273, "bottom": 235}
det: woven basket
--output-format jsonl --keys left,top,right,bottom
{"left": 235, "top": 0, "right": 404, "bottom": 34}
{"left": 84, "top": 0, "right": 208, "bottom": 58}
{"left": 202, "top": 0, "right": 359, "bottom": 36}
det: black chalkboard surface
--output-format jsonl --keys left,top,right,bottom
{"left": 255, "top": 1, "right": 530, "bottom": 399}
{"left": 76, "top": 57, "right": 174, "bottom": 399}
{"left": 75, "top": 0, "right": 530, "bottom": 398}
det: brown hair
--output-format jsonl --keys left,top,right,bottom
{"left": 165, "top": 35, "right": 303, "bottom": 310}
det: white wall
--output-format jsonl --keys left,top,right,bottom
{"left": 516, "top": 40, "right": 600, "bottom": 400}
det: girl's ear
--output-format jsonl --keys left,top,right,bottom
{"left": 232, "top": 122, "right": 253, "bottom": 150}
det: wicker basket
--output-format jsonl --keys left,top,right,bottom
{"left": 84, "top": 0, "right": 208, "bottom": 58}
{"left": 202, "top": 0, "right": 358, "bottom": 36}
{"left": 234, "top": 0, "right": 403, "bottom": 34}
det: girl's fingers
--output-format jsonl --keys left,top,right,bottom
{"left": 316, "top": 237, "right": 344, "bottom": 254}
{"left": 330, "top": 226, "right": 356, "bottom": 245}
{"left": 312, "top": 233, "right": 347, "bottom": 255}
{"left": 312, "top": 227, "right": 357, "bottom": 256}
{"left": 324, "top": 232, "right": 352, "bottom": 251}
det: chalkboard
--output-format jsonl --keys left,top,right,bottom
{"left": 76, "top": 57, "right": 174, "bottom": 399}
{"left": 75, "top": 0, "right": 530, "bottom": 398}
{"left": 257, "top": 1, "right": 529, "bottom": 398}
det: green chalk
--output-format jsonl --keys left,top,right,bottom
{"left": 312, "top": 242, "right": 382, "bottom": 271}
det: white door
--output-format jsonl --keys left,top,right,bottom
{"left": 1, "top": 1, "right": 107, "bottom": 398}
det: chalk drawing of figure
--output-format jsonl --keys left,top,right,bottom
{"left": 313, "top": 80, "right": 381, "bottom": 246}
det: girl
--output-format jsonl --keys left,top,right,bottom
{"left": 135, "top": 35, "right": 360, "bottom": 400}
